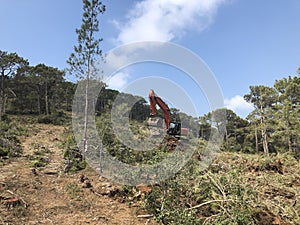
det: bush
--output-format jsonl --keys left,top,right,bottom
{"left": 143, "top": 150, "right": 300, "bottom": 224}
{"left": 144, "top": 154, "right": 259, "bottom": 225}
{"left": 62, "top": 129, "right": 86, "bottom": 172}
{"left": 37, "top": 111, "right": 70, "bottom": 125}
{"left": 30, "top": 157, "right": 49, "bottom": 168}
{"left": 0, "top": 119, "right": 24, "bottom": 157}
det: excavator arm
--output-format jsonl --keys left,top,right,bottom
{"left": 147, "top": 89, "right": 188, "bottom": 137}
{"left": 148, "top": 89, "right": 171, "bottom": 129}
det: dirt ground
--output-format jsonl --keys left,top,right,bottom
{"left": 0, "top": 123, "right": 158, "bottom": 225}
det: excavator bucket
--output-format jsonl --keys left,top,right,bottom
{"left": 147, "top": 89, "right": 189, "bottom": 139}
{"left": 147, "top": 117, "right": 165, "bottom": 136}
{"left": 147, "top": 117, "right": 163, "bottom": 128}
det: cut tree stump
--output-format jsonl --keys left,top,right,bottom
{"left": 4, "top": 197, "right": 21, "bottom": 209}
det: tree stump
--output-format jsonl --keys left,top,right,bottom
{"left": 5, "top": 197, "right": 21, "bottom": 209}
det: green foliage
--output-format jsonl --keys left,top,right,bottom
{"left": 144, "top": 151, "right": 300, "bottom": 224}
{"left": 62, "top": 128, "right": 87, "bottom": 172}
{"left": 27, "top": 143, "right": 52, "bottom": 168}
{"left": 67, "top": 0, "right": 106, "bottom": 160}
{"left": 11, "top": 204, "right": 28, "bottom": 218}
{"left": 4, "top": 62, "right": 72, "bottom": 116}
{"left": 96, "top": 114, "right": 174, "bottom": 166}
{"left": 197, "top": 75, "right": 300, "bottom": 155}
{"left": 37, "top": 110, "right": 71, "bottom": 125}
{"left": 30, "top": 157, "right": 49, "bottom": 168}
{"left": 67, "top": 0, "right": 105, "bottom": 79}
{"left": 0, "top": 117, "right": 25, "bottom": 157}
{"left": 66, "top": 183, "right": 82, "bottom": 200}
{"left": 243, "top": 76, "right": 300, "bottom": 155}
{"left": 272, "top": 76, "right": 300, "bottom": 152}
{"left": 0, "top": 50, "right": 29, "bottom": 120}
{"left": 1, "top": 56, "right": 75, "bottom": 116}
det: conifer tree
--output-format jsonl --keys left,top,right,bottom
{"left": 67, "top": 0, "right": 105, "bottom": 159}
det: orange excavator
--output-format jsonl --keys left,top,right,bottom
{"left": 147, "top": 89, "right": 188, "bottom": 138}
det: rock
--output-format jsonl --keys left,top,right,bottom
{"left": 79, "top": 174, "right": 85, "bottom": 183}
{"left": 32, "top": 168, "right": 38, "bottom": 176}
{"left": 82, "top": 179, "right": 92, "bottom": 188}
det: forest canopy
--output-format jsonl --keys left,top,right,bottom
{"left": 0, "top": 50, "right": 299, "bottom": 155}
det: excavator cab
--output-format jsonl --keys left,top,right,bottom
{"left": 167, "top": 121, "right": 181, "bottom": 136}
{"left": 148, "top": 116, "right": 181, "bottom": 136}
{"left": 147, "top": 117, "right": 182, "bottom": 138}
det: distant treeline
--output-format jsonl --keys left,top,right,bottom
{"left": 0, "top": 50, "right": 299, "bottom": 154}
{"left": 0, "top": 50, "right": 150, "bottom": 121}
{"left": 200, "top": 74, "right": 300, "bottom": 154}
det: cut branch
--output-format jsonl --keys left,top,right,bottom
{"left": 188, "top": 199, "right": 235, "bottom": 210}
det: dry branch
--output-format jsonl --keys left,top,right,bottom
{"left": 188, "top": 199, "right": 235, "bottom": 210}
{"left": 6, "top": 190, "right": 29, "bottom": 208}
{"left": 137, "top": 214, "right": 153, "bottom": 218}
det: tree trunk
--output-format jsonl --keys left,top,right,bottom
{"left": 0, "top": 72, "right": 5, "bottom": 120}
{"left": 82, "top": 77, "right": 89, "bottom": 160}
{"left": 286, "top": 120, "right": 293, "bottom": 152}
{"left": 37, "top": 94, "right": 41, "bottom": 114}
{"left": 36, "top": 87, "right": 41, "bottom": 115}
{"left": 45, "top": 82, "right": 49, "bottom": 115}
{"left": 65, "top": 89, "right": 68, "bottom": 111}
{"left": 260, "top": 105, "right": 269, "bottom": 155}
{"left": 255, "top": 125, "right": 259, "bottom": 153}
{"left": 3, "top": 95, "right": 8, "bottom": 115}
{"left": 82, "top": 48, "right": 92, "bottom": 160}
{"left": 261, "top": 128, "right": 269, "bottom": 155}
{"left": 287, "top": 133, "right": 293, "bottom": 152}
{"left": 82, "top": 27, "right": 94, "bottom": 160}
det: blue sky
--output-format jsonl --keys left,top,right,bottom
{"left": 1, "top": 0, "right": 299, "bottom": 118}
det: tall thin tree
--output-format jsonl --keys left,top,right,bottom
{"left": 244, "top": 85, "right": 278, "bottom": 155}
{"left": 67, "top": 0, "right": 105, "bottom": 160}
{"left": 0, "top": 51, "right": 28, "bottom": 120}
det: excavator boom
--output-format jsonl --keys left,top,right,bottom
{"left": 147, "top": 89, "right": 188, "bottom": 137}
{"left": 148, "top": 89, "right": 171, "bottom": 129}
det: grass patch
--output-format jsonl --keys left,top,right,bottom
{"left": 66, "top": 183, "right": 82, "bottom": 201}
{"left": 62, "top": 128, "right": 86, "bottom": 173}
{"left": 37, "top": 111, "right": 70, "bottom": 125}
{"left": 30, "top": 156, "right": 49, "bottom": 168}
{"left": 0, "top": 117, "right": 25, "bottom": 157}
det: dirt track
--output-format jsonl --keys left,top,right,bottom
{"left": 0, "top": 123, "right": 157, "bottom": 225}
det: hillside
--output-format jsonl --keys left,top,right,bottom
{"left": 0, "top": 1, "right": 299, "bottom": 224}
{"left": 0, "top": 117, "right": 299, "bottom": 224}
{"left": 0, "top": 122, "right": 158, "bottom": 225}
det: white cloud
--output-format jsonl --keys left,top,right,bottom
{"left": 106, "top": 72, "right": 130, "bottom": 90}
{"left": 115, "top": 0, "right": 228, "bottom": 44}
{"left": 224, "top": 95, "right": 254, "bottom": 118}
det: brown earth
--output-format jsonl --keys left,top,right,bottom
{"left": 0, "top": 123, "right": 158, "bottom": 225}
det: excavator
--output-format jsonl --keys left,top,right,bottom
{"left": 147, "top": 89, "right": 188, "bottom": 138}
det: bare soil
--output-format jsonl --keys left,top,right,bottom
{"left": 0, "top": 123, "right": 158, "bottom": 225}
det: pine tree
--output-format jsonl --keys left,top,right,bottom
{"left": 274, "top": 76, "right": 300, "bottom": 152}
{"left": 67, "top": 0, "right": 105, "bottom": 159}
{"left": 0, "top": 51, "right": 28, "bottom": 120}
{"left": 244, "top": 85, "right": 278, "bottom": 154}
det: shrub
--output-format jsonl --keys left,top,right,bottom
{"left": 62, "top": 129, "right": 86, "bottom": 172}
{"left": 37, "top": 111, "right": 70, "bottom": 125}
{"left": 0, "top": 119, "right": 24, "bottom": 157}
